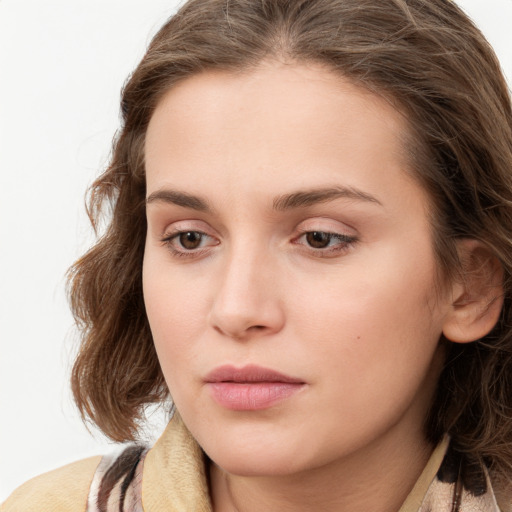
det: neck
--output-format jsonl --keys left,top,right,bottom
{"left": 210, "top": 425, "right": 434, "bottom": 512}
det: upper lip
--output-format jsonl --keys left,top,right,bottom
{"left": 204, "top": 364, "right": 304, "bottom": 384}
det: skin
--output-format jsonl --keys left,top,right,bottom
{"left": 143, "top": 61, "right": 457, "bottom": 512}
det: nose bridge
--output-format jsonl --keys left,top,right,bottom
{"left": 210, "top": 236, "right": 284, "bottom": 339}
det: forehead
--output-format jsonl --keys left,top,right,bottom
{"left": 144, "top": 61, "right": 421, "bottom": 211}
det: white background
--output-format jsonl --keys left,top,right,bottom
{"left": 1, "top": 0, "right": 511, "bottom": 502}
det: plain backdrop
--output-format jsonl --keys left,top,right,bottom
{"left": 1, "top": 0, "right": 511, "bottom": 502}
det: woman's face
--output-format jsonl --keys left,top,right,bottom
{"left": 143, "top": 62, "right": 453, "bottom": 477}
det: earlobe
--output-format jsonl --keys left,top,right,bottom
{"left": 442, "top": 239, "right": 504, "bottom": 344}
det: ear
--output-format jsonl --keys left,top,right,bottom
{"left": 442, "top": 239, "right": 504, "bottom": 344}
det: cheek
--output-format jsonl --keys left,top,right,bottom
{"left": 142, "top": 250, "right": 209, "bottom": 380}
{"left": 286, "top": 272, "right": 443, "bottom": 444}
{"left": 287, "top": 241, "right": 444, "bottom": 385}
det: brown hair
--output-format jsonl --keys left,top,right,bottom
{"left": 69, "top": 0, "right": 512, "bottom": 480}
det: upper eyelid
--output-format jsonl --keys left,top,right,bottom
{"left": 160, "top": 220, "right": 215, "bottom": 236}
{"left": 294, "top": 219, "right": 357, "bottom": 236}
{"left": 162, "top": 226, "right": 208, "bottom": 237}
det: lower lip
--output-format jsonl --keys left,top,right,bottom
{"left": 207, "top": 382, "right": 304, "bottom": 410}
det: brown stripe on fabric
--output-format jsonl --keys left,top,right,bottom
{"left": 97, "top": 445, "right": 146, "bottom": 512}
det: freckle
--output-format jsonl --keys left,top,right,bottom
{"left": 357, "top": 336, "right": 361, "bottom": 340}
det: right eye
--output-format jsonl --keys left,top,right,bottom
{"left": 161, "top": 230, "right": 219, "bottom": 257}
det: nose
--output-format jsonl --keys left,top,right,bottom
{"left": 209, "top": 244, "right": 285, "bottom": 341}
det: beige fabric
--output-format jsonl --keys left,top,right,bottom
{"left": 494, "top": 479, "right": 512, "bottom": 512}
{"left": 419, "top": 468, "right": 501, "bottom": 512}
{"left": 0, "top": 455, "right": 102, "bottom": 512}
{"left": 142, "top": 414, "right": 212, "bottom": 512}
{"left": 398, "top": 437, "right": 449, "bottom": 512}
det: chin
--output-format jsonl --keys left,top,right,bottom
{"left": 210, "top": 451, "right": 306, "bottom": 478}
{"left": 202, "top": 430, "right": 323, "bottom": 478}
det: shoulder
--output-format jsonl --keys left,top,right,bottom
{"left": 1, "top": 455, "right": 102, "bottom": 512}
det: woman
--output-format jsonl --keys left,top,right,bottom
{"left": 3, "top": 0, "right": 512, "bottom": 511}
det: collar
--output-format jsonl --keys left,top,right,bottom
{"left": 142, "top": 413, "right": 212, "bottom": 512}
{"left": 142, "top": 415, "right": 504, "bottom": 512}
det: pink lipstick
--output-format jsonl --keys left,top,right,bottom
{"left": 204, "top": 364, "right": 305, "bottom": 411}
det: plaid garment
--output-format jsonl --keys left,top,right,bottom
{"left": 86, "top": 442, "right": 503, "bottom": 512}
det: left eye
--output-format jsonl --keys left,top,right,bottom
{"left": 305, "top": 231, "right": 335, "bottom": 248}
{"left": 298, "top": 231, "right": 356, "bottom": 250}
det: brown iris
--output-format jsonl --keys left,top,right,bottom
{"left": 306, "top": 231, "right": 332, "bottom": 249}
{"left": 179, "top": 231, "right": 203, "bottom": 250}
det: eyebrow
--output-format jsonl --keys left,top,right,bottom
{"left": 272, "top": 186, "right": 382, "bottom": 211}
{"left": 146, "top": 185, "right": 382, "bottom": 212}
{"left": 146, "top": 189, "right": 212, "bottom": 212}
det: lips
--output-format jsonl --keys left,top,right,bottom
{"left": 205, "top": 364, "right": 304, "bottom": 384}
{"left": 204, "top": 364, "right": 305, "bottom": 411}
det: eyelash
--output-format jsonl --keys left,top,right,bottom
{"left": 293, "top": 230, "right": 358, "bottom": 257}
{"left": 160, "top": 229, "right": 358, "bottom": 259}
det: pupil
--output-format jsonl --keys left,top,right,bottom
{"left": 180, "top": 232, "right": 202, "bottom": 249}
{"left": 307, "top": 231, "right": 330, "bottom": 248}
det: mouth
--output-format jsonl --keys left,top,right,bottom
{"left": 204, "top": 364, "right": 306, "bottom": 411}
